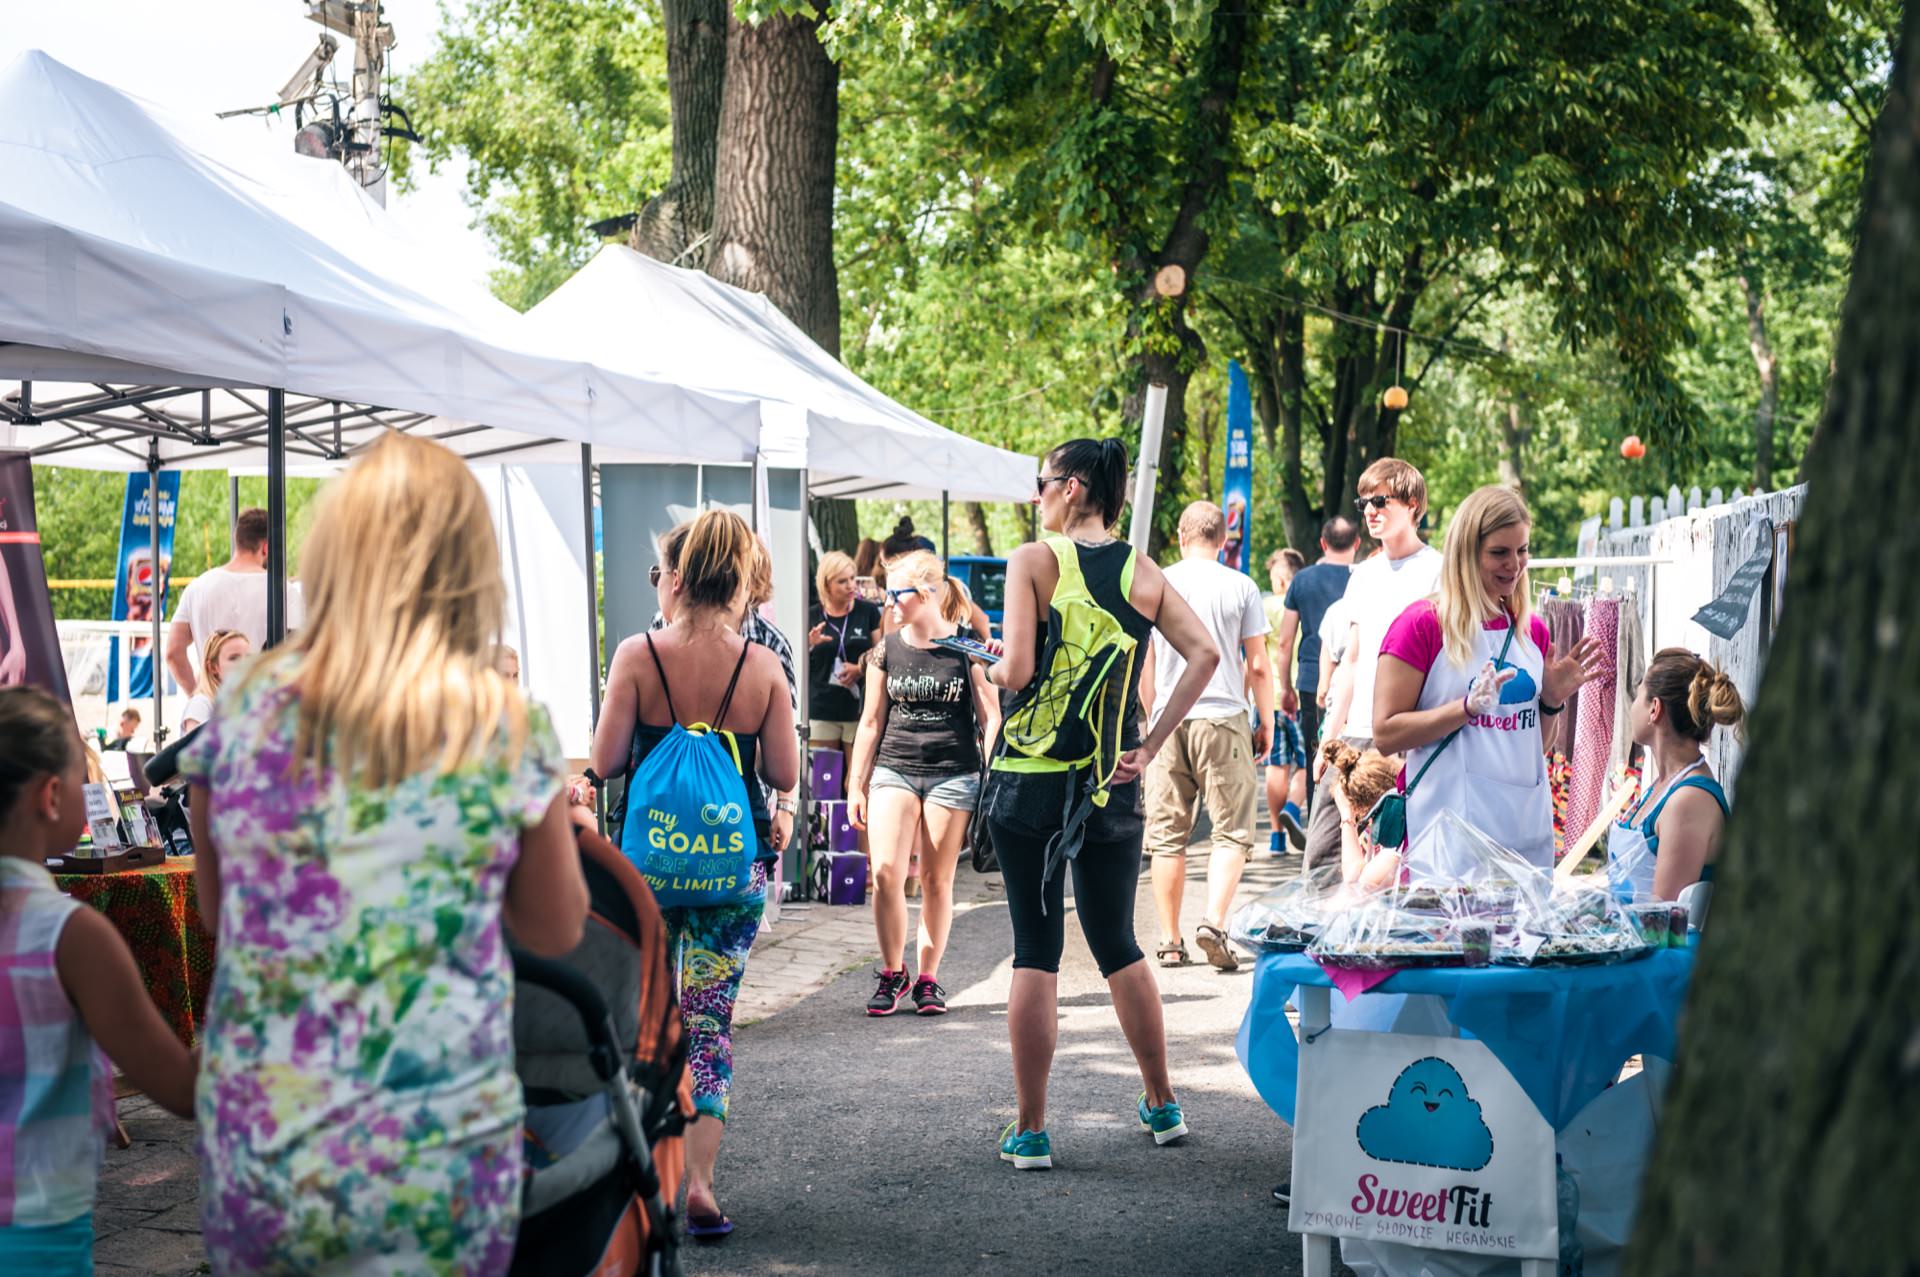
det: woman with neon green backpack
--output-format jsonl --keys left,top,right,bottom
{"left": 984, "top": 437, "right": 1222, "bottom": 1170}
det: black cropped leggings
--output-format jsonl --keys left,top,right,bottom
{"left": 989, "top": 814, "right": 1146, "bottom": 979}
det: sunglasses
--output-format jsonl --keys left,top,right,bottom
{"left": 885, "top": 586, "right": 921, "bottom": 603}
{"left": 649, "top": 565, "right": 673, "bottom": 587}
{"left": 1035, "top": 474, "right": 1070, "bottom": 496}
{"left": 1355, "top": 495, "right": 1395, "bottom": 513}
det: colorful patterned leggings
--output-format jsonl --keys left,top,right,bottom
{"left": 659, "top": 861, "right": 767, "bottom": 1122}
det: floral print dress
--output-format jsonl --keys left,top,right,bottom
{"left": 179, "top": 679, "right": 562, "bottom": 1276}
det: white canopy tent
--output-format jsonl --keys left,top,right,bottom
{"left": 526, "top": 245, "right": 1036, "bottom": 505}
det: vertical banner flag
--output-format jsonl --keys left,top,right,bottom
{"left": 0, "top": 451, "right": 73, "bottom": 702}
{"left": 107, "top": 471, "right": 180, "bottom": 702}
{"left": 1221, "top": 360, "right": 1254, "bottom": 573}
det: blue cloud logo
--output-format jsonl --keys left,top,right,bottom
{"left": 1493, "top": 662, "right": 1537, "bottom": 706}
{"left": 1355, "top": 1057, "right": 1494, "bottom": 1171}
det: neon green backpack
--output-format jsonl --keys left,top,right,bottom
{"left": 993, "top": 536, "right": 1140, "bottom": 888}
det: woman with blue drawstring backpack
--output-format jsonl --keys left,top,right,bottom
{"left": 590, "top": 510, "right": 797, "bottom": 1243}
{"left": 984, "top": 437, "right": 1221, "bottom": 1171}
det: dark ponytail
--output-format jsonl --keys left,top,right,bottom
{"left": 0, "top": 685, "right": 80, "bottom": 817}
{"left": 1045, "top": 437, "right": 1131, "bottom": 527}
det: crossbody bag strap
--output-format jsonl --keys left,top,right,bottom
{"left": 1404, "top": 620, "right": 1520, "bottom": 799}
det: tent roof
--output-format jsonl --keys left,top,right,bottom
{"left": 527, "top": 246, "right": 1036, "bottom": 504}
{"left": 0, "top": 51, "right": 762, "bottom": 470}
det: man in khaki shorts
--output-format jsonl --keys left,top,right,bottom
{"left": 1138, "top": 502, "right": 1274, "bottom": 971}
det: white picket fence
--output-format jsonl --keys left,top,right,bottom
{"left": 1553, "top": 483, "right": 1807, "bottom": 795}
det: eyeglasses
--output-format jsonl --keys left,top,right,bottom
{"left": 1355, "top": 495, "right": 1394, "bottom": 513}
{"left": 1035, "top": 474, "right": 1070, "bottom": 496}
{"left": 885, "top": 586, "right": 920, "bottom": 603}
{"left": 649, "top": 565, "right": 672, "bottom": 587}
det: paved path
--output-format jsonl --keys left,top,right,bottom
{"left": 683, "top": 849, "right": 1339, "bottom": 1277}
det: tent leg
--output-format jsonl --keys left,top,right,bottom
{"left": 941, "top": 490, "right": 950, "bottom": 564}
{"left": 228, "top": 472, "right": 240, "bottom": 544}
{"left": 581, "top": 444, "right": 605, "bottom": 833}
{"left": 266, "top": 389, "right": 287, "bottom": 646}
{"left": 147, "top": 441, "right": 164, "bottom": 744}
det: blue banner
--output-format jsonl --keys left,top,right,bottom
{"left": 107, "top": 471, "right": 179, "bottom": 702}
{"left": 1220, "top": 360, "right": 1254, "bottom": 574}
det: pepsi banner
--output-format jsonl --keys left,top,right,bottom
{"left": 1220, "top": 360, "right": 1253, "bottom": 573}
{"left": 0, "top": 451, "right": 73, "bottom": 701}
{"left": 108, "top": 470, "right": 179, "bottom": 701}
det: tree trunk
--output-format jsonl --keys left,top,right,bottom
{"left": 631, "top": 0, "right": 727, "bottom": 266}
{"left": 707, "top": 1, "right": 849, "bottom": 551}
{"left": 707, "top": 1, "right": 840, "bottom": 354}
{"left": 1627, "top": 9, "right": 1920, "bottom": 1273}
{"left": 1496, "top": 333, "right": 1531, "bottom": 506}
{"left": 1739, "top": 270, "right": 1779, "bottom": 489}
{"left": 963, "top": 500, "right": 993, "bottom": 555}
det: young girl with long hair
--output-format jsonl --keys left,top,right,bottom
{"left": 180, "top": 433, "right": 590, "bottom": 1275}
{"left": 848, "top": 551, "right": 1001, "bottom": 1016}
{"left": 591, "top": 510, "right": 797, "bottom": 1242}
{"left": 1372, "top": 485, "right": 1606, "bottom": 866}
{"left": 181, "top": 628, "right": 249, "bottom": 734}
{"left": 985, "top": 437, "right": 1220, "bottom": 1169}
{"left": 0, "top": 687, "right": 196, "bottom": 1274}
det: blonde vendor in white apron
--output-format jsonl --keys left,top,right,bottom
{"left": 1371, "top": 486, "right": 1606, "bottom": 868}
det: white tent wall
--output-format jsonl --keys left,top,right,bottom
{"left": 475, "top": 464, "right": 595, "bottom": 760}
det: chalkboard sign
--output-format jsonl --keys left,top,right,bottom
{"left": 1693, "top": 519, "right": 1775, "bottom": 639}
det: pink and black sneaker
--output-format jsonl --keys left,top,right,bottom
{"left": 866, "top": 969, "right": 911, "bottom": 1016}
{"left": 912, "top": 976, "right": 948, "bottom": 1015}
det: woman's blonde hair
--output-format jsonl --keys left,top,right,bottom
{"left": 940, "top": 576, "right": 972, "bottom": 625}
{"left": 815, "top": 550, "right": 855, "bottom": 601}
{"left": 246, "top": 432, "right": 525, "bottom": 788}
{"left": 1435, "top": 485, "right": 1534, "bottom": 669}
{"left": 678, "top": 510, "right": 755, "bottom": 613}
{"left": 200, "top": 629, "right": 248, "bottom": 695}
{"left": 885, "top": 549, "right": 945, "bottom": 596}
{"left": 746, "top": 538, "right": 775, "bottom": 610}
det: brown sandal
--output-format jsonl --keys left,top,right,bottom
{"left": 1194, "top": 923, "right": 1240, "bottom": 972}
{"left": 1156, "top": 940, "right": 1189, "bottom": 967}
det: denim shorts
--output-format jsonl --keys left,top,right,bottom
{"left": 870, "top": 765, "right": 981, "bottom": 811}
{"left": 1268, "top": 711, "right": 1307, "bottom": 769}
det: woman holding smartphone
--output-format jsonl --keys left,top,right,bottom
{"left": 847, "top": 551, "right": 1000, "bottom": 1017}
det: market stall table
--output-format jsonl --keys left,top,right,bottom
{"left": 55, "top": 856, "right": 211, "bottom": 1049}
{"left": 1237, "top": 946, "right": 1696, "bottom": 1276}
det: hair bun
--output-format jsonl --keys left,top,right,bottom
{"left": 1688, "top": 662, "right": 1747, "bottom": 732}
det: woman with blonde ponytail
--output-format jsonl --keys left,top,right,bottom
{"left": 1373, "top": 485, "right": 1607, "bottom": 866}
{"left": 1612, "top": 648, "right": 1745, "bottom": 900}
{"left": 178, "top": 432, "right": 589, "bottom": 1275}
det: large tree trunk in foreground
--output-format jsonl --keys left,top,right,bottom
{"left": 1627, "top": 9, "right": 1920, "bottom": 1273}
{"left": 632, "top": 0, "right": 727, "bottom": 266}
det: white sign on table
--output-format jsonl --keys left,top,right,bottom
{"left": 1291, "top": 1030, "right": 1557, "bottom": 1262}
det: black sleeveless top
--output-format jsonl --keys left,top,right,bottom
{"left": 626, "top": 636, "right": 775, "bottom": 863}
{"left": 1023, "top": 539, "right": 1153, "bottom": 749}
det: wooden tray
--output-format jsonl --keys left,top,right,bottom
{"left": 49, "top": 845, "right": 169, "bottom": 874}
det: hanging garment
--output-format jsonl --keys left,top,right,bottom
{"left": 1563, "top": 595, "right": 1620, "bottom": 843}
{"left": 1608, "top": 592, "right": 1648, "bottom": 782}
{"left": 1542, "top": 597, "right": 1587, "bottom": 754}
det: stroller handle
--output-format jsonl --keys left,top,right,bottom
{"left": 510, "top": 945, "right": 624, "bottom": 1084}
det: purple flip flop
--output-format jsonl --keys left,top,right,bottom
{"left": 686, "top": 1212, "right": 735, "bottom": 1242}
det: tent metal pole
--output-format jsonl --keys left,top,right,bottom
{"left": 581, "top": 443, "right": 604, "bottom": 834}
{"left": 147, "top": 440, "right": 164, "bottom": 745}
{"left": 941, "top": 490, "right": 950, "bottom": 565}
{"left": 266, "top": 389, "right": 287, "bottom": 646}
{"left": 228, "top": 473, "right": 240, "bottom": 543}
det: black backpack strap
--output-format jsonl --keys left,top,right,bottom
{"left": 644, "top": 634, "right": 681, "bottom": 724}
{"left": 713, "top": 638, "right": 752, "bottom": 727}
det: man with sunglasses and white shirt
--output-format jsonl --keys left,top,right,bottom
{"left": 1302, "top": 458, "right": 1442, "bottom": 869}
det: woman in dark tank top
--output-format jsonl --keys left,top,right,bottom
{"left": 982, "top": 438, "right": 1222, "bottom": 1169}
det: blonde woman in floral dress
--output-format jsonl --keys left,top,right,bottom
{"left": 180, "top": 434, "right": 590, "bottom": 1275}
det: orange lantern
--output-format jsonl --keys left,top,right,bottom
{"left": 1381, "top": 385, "right": 1409, "bottom": 411}
{"left": 1620, "top": 435, "right": 1646, "bottom": 460}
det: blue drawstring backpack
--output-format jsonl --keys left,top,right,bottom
{"left": 620, "top": 637, "right": 762, "bottom": 908}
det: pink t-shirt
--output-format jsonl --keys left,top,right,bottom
{"left": 1379, "top": 600, "right": 1551, "bottom": 676}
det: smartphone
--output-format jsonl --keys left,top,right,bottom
{"left": 935, "top": 634, "right": 1002, "bottom": 665}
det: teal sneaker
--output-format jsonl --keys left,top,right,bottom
{"left": 998, "top": 1121, "right": 1053, "bottom": 1170}
{"left": 1138, "top": 1093, "right": 1189, "bottom": 1145}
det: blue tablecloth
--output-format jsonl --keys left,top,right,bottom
{"left": 1235, "top": 947, "right": 1695, "bottom": 1131}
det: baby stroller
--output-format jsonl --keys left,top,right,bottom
{"left": 511, "top": 826, "right": 694, "bottom": 1277}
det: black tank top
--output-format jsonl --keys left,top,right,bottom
{"left": 1027, "top": 538, "right": 1153, "bottom": 749}
{"left": 626, "top": 636, "right": 774, "bottom": 861}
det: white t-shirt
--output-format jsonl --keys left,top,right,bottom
{"left": 1152, "top": 557, "right": 1270, "bottom": 724}
{"left": 171, "top": 566, "right": 305, "bottom": 661}
{"left": 1342, "top": 544, "right": 1442, "bottom": 740}
{"left": 181, "top": 694, "right": 214, "bottom": 729}
{"left": 1319, "top": 596, "right": 1354, "bottom": 668}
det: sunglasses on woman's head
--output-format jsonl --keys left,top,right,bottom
{"left": 1355, "top": 494, "right": 1394, "bottom": 513}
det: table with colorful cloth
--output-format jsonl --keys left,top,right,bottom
{"left": 55, "top": 856, "right": 213, "bottom": 1049}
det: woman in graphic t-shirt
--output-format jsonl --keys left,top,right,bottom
{"left": 847, "top": 551, "right": 1000, "bottom": 1017}
{"left": 1371, "top": 486, "right": 1605, "bottom": 866}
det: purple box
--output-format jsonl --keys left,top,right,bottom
{"left": 819, "top": 800, "right": 860, "bottom": 852}
{"left": 825, "top": 852, "right": 868, "bottom": 905}
{"left": 810, "top": 749, "right": 845, "bottom": 802}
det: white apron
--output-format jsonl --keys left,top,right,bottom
{"left": 1606, "top": 757, "right": 1707, "bottom": 902}
{"left": 1403, "top": 620, "right": 1555, "bottom": 868}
